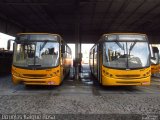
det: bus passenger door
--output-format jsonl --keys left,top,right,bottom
{"left": 93, "top": 48, "right": 95, "bottom": 76}
{"left": 60, "top": 43, "right": 65, "bottom": 81}
{"left": 94, "top": 46, "right": 98, "bottom": 78}
{"left": 97, "top": 43, "right": 102, "bottom": 84}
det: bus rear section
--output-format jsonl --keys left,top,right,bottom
{"left": 10, "top": 33, "right": 71, "bottom": 85}
{"left": 0, "top": 49, "right": 13, "bottom": 73}
{"left": 90, "top": 33, "right": 151, "bottom": 86}
{"left": 150, "top": 46, "right": 159, "bottom": 74}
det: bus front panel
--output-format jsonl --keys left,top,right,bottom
{"left": 12, "top": 65, "right": 61, "bottom": 85}
{"left": 101, "top": 66, "right": 151, "bottom": 86}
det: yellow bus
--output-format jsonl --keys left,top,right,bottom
{"left": 151, "top": 46, "right": 159, "bottom": 74}
{"left": 89, "top": 33, "right": 151, "bottom": 86}
{"left": 8, "top": 33, "right": 72, "bottom": 85}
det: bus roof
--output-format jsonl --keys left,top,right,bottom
{"left": 99, "top": 33, "right": 148, "bottom": 42}
{"left": 15, "top": 33, "right": 63, "bottom": 42}
{"left": 101, "top": 33, "right": 146, "bottom": 37}
{"left": 17, "top": 33, "right": 61, "bottom": 37}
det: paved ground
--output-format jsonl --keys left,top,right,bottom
{"left": 0, "top": 64, "right": 160, "bottom": 120}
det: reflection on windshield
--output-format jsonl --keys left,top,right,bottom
{"left": 103, "top": 42, "right": 150, "bottom": 69}
{"left": 13, "top": 42, "right": 59, "bottom": 68}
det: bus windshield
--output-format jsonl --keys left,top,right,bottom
{"left": 13, "top": 41, "right": 59, "bottom": 68}
{"left": 103, "top": 41, "right": 150, "bottom": 69}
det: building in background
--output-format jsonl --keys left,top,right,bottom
{"left": 0, "top": 32, "right": 15, "bottom": 50}
{"left": 81, "top": 44, "right": 94, "bottom": 64}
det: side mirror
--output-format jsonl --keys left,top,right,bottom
{"left": 99, "top": 43, "right": 103, "bottom": 51}
{"left": 151, "top": 57, "right": 156, "bottom": 60}
{"left": 13, "top": 43, "right": 15, "bottom": 51}
{"left": 61, "top": 45, "right": 65, "bottom": 53}
{"left": 79, "top": 53, "right": 83, "bottom": 59}
{"left": 7, "top": 39, "right": 15, "bottom": 50}
{"left": 7, "top": 40, "right": 11, "bottom": 50}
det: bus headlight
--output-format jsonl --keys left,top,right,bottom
{"left": 12, "top": 70, "right": 20, "bottom": 77}
{"left": 146, "top": 70, "right": 151, "bottom": 75}
{"left": 110, "top": 74, "right": 113, "bottom": 77}
{"left": 103, "top": 70, "right": 110, "bottom": 76}
{"left": 47, "top": 72, "right": 57, "bottom": 77}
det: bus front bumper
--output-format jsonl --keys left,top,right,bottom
{"left": 12, "top": 75, "right": 61, "bottom": 85}
{"left": 102, "top": 76, "right": 150, "bottom": 86}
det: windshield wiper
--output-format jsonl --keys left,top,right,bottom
{"left": 115, "top": 41, "right": 124, "bottom": 50}
{"left": 40, "top": 40, "right": 49, "bottom": 51}
{"left": 129, "top": 41, "right": 137, "bottom": 51}
{"left": 128, "top": 40, "right": 138, "bottom": 57}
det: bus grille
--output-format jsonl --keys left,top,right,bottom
{"left": 116, "top": 75, "right": 140, "bottom": 78}
{"left": 23, "top": 74, "right": 47, "bottom": 78}
{"left": 116, "top": 81, "right": 140, "bottom": 84}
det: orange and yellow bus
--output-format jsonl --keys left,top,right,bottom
{"left": 89, "top": 33, "right": 151, "bottom": 86}
{"left": 8, "top": 33, "right": 72, "bottom": 85}
{"left": 151, "top": 46, "right": 159, "bottom": 74}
